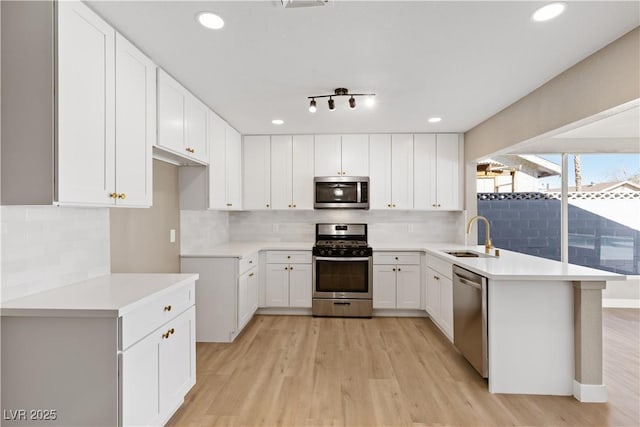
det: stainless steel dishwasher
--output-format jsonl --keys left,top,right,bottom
{"left": 453, "top": 265, "right": 488, "bottom": 378}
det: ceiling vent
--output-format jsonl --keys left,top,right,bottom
{"left": 281, "top": 0, "right": 333, "bottom": 8}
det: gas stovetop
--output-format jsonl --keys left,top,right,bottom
{"left": 314, "top": 239, "right": 368, "bottom": 249}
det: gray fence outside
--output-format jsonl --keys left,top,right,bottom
{"left": 477, "top": 193, "right": 639, "bottom": 275}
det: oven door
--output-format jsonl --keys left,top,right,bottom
{"left": 313, "top": 256, "right": 372, "bottom": 299}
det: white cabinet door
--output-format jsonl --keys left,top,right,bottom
{"left": 270, "top": 135, "right": 292, "bottom": 209}
{"left": 208, "top": 111, "right": 227, "bottom": 209}
{"left": 396, "top": 265, "right": 421, "bottom": 309}
{"left": 425, "top": 267, "right": 441, "bottom": 320}
{"left": 291, "top": 135, "right": 314, "bottom": 210}
{"left": 340, "top": 134, "right": 369, "bottom": 177}
{"left": 289, "top": 263, "right": 312, "bottom": 308}
{"left": 314, "top": 134, "right": 341, "bottom": 176}
{"left": 243, "top": 136, "right": 271, "bottom": 209}
{"left": 114, "top": 34, "right": 155, "bottom": 208}
{"left": 57, "top": 0, "right": 115, "bottom": 205}
{"left": 120, "top": 327, "right": 160, "bottom": 426}
{"left": 391, "top": 134, "right": 414, "bottom": 209}
{"left": 238, "top": 271, "right": 250, "bottom": 330}
{"left": 413, "top": 134, "right": 437, "bottom": 210}
{"left": 226, "top": 125, "right": 243, "bottom": 209}
{"left": 158, "top": 307, "right": 196, "bottom": 417}
{"left": 184, "top": 96, "right": 208, "bottom": 163}
{"left": 373, "top": 265, "right": 397, "bottom": 309}
{"left": 435, "top": 134, "right": 461, "bottom": 210}
{"left": 369, "top": 134, "right": 392, "bottom": 209}
{"left": 265, "top": 264, "right": 290, "bottom": 307}
{"left": 440, "top": 276, "right": 454, "bottom": 339}
{"left": 157, "top": 70, "right": 185, "bottom": 154}
{"left": 248, "top": 268, "right": 259, "bottom": 314}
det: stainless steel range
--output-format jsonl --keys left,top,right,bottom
{"left": 312, "top": 223, "right": 373, "bottom": 317}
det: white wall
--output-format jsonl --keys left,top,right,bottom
{"left": 1, "top": 206, "right": 110, "bottom": 302}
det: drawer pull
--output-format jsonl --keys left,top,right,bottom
{"left": 290, "top": 266, "right": 293, "bottom": 270}
{"left": 392, "top": 268, "right": 396, "bottom": 272}
{"left": 395, "top": 256, "right": 398, "bottom": 260}
{"left": 162, "top": 328, "right": 175, "bottom": 339}
{"left": 284, "top": 267, "right": 288, "bottom": 271}
{"left": 118, "top": 193, "right": 126, "bottom": 200}
{"left": 398, "top": 268, "right": 402, "bottom": 271}
{"left": 109, "top": 192, "right": 118, "bottom": 199}
{"left": 249, "top": 272, "right": 255, "bottom": 277}
{"left": 249, "top": 260, "right": 253, "bottom": 264}
{"left": 164, "top": 305, "right": 172, "bottom": 312}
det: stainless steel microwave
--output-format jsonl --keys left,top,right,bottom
{"left": 314, "top": 176, "right": 369, "bottom": 209}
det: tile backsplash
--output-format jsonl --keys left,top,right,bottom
{"left": 1, "top": 206, "right": 110, "bottom": 302}
{"left": 180, "top": 210, "right": 230, "bottom": 254}
{"left": 228, "top": 210, "right": 466, "bottom": 244}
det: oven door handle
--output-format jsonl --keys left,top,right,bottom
{"left": 314, "top": 257, "right": 371, "bottom": 262}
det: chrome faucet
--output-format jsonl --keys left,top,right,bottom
{"left": 467, "top": 215, "right": 492, "bottom": 254}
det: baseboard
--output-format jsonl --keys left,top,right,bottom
{"left": 372, "top": 309, "right": 428, "bottom": 318}
{"left": 256, "top": 307, "right": 313, "bottom": 316}
{"left": 573, "top": 380, "right": 608, "bottom": 402}
{"left": 602, "top": 298, "right": 640, "bottom": 308}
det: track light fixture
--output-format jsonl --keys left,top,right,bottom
{"left": 308, "top": 88, "right": 375, "bottom": 112}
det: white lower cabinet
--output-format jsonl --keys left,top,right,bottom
{"left": 121, "top": 306, "right": 196, "bottom": 426}
{"left": 372, "top": 252, "right": 421, "bottom": 309}
{"left": 181, "top": 254, "right": 258, "bottom": 342}
{"left": 265, "top": 251, "right": 312, "bottom": 308}
{"left": 426, "top": 256, "right": 454, "bottom": 341}
{"left": 0, "top": 278, "right": 196, "bottom": 427}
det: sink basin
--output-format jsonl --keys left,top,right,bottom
{"left": 443, "top": 250, "right": 492, "bottom": 258}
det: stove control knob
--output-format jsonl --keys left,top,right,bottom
{"left": 360, "top": 250, "right": 366, "bottom": 256}
{"left": 340, "top": 249, "right": 345, "bottom": 256}
{"left": 319, "top": 249, "right": 326, "bottom": 256}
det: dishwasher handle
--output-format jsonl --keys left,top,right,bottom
{"left": 456, "top": 276, "right": 482, "bottom": 290}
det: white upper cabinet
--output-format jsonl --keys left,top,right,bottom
{"left": 56, "top": 1, "right": 153, "bottom": 207}
{"left": 271, "top": 135, "right": 314, "bottom": 210}
{"left": 57, "top": 0, "right": 115, "bottom": 206}
{"left": 114, "top": 34, "right": 155, "bottom": 207}
{"left": 184, "top": 96, "right": 208, "bottom": 164}
{"left": 243, "top": 136, "right": 271, "bottom": 210}
{"left": 314, "top": 135, "right": 341, "bottom": 176}
{"left": 414, "top": 133, "right": 462, "bottom": 210}
{"left": 157, "top": 69, "right": 208, "bottom": 164}
{"left": 314, "top": 134, "right": 368, "bottom": 176}
{"left": 369, "top": 134, "right": 393, "bottom": 209}
{"left": 291, "top": 135, "right": 315, "bottom": 210}
{"left": 391, "top": 134, "right": 414, "bottom": 209}
{"left": 208, "top": 111, "right": 242, "bottom": 210}
{"left": 340, "top": 134, "right": 369, "bottom": 177}
{"left": 369, "top": 134, "right": 413, "bottom": 209}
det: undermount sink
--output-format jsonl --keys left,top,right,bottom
{"left": 443, "top": 250, "right": 492, "bottom": 258}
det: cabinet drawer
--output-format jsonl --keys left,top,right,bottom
{"left": 266, "top": 251, "right": 312, "bottom": 264}
{"left": 120, "top": 282, "right": 195, "bottom": 350}
{"left": 373, "top": 252, "right": 421, "bottom": 265}
{"left": 239, "top": 252, "right": 258, "bottom": 275}
{"left": 427, "top": 256, "right": 453, "bottom": 279}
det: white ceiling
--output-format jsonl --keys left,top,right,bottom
{"left": 88, "top": 1, "right": 640, "bottom": 135}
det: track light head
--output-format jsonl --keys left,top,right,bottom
{"left": 309, "top": 98, "right": 317, "bottom": 113}
{"left": 348, "top": 96, "right": 356, "bottom": 109}
{"left": 328, "top": 97, "right": 335, "bottom": 111}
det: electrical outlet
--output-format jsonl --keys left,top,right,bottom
{"left": 169, "top": 229, "right": 176, "bottom": 243}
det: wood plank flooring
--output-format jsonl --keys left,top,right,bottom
{"left": 168, "top": 309, "right": 639, "bottom": 427}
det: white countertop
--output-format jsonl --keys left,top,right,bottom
{"left": 1, "top": 273, "right": 199, "bottom": 317}
{"left": 182, "top": 241, "right": 625, "bottom": 282}
{"left": 181, "top": 241, "right": 314, "bottom": 258}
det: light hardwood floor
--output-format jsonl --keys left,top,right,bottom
{"left": 168, "top": 309, "right": 639, "bottom": 427}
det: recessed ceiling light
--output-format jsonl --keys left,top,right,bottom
{"left": 197, "top": 12, "right": 224, "bottom": 30}
{"left": 532, "top": 2, "right": 566, "bottom": 22}
{"left": 272, "top": 119, "right": 284, "bottom": 125}
{"left": 428, "top": 117, "right": 442, "bottom": 123}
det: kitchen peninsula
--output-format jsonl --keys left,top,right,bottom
{"left": 182, "top": 241, "right": 623, "bottom": 403}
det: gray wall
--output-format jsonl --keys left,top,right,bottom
{"left": 110, "top": 160, "right": 180, "bottom": 273}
